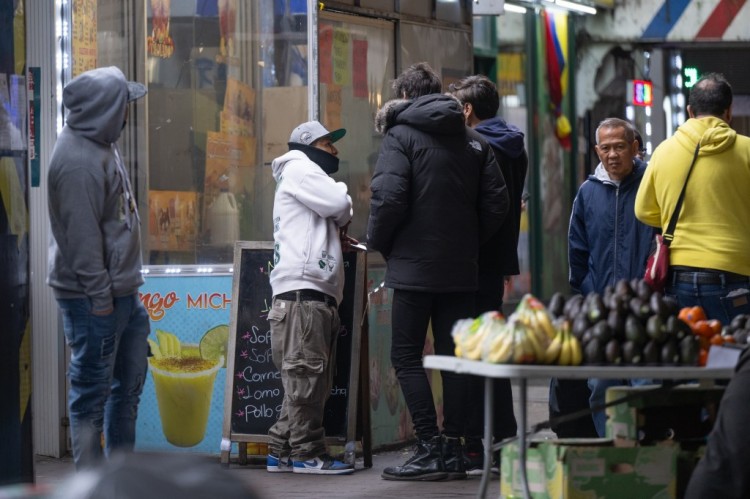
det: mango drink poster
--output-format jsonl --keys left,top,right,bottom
{"left": 136, "top": 274, "right": 232, "bottom": 453}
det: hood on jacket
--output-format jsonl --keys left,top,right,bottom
{"left": 375, "top": 94, "right": 465, "bottom": 135}
{"left": 474, "top": 117, "right": 525, "bottom": 159}
{"left": 63, "top": 66, "right": 130, "bottom": 145}
{"left": 675, "top": 116, "right": 736, "bottom": 156}
{"left": 271, "top": 149, "right": 316, "bottom": 181}
{"left": 591, "top": 157, "right": 647, "bottom": 185}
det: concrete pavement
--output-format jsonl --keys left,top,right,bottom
{"left": 33, "top": 381, "right": 554, "bottom": 498}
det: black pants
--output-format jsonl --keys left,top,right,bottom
{"left": 548, "top": 378, "right": 598, "bottom": 438}
{"left": 390, "top": 289, "right": 475, "bottom": 440}
{"left": 464, "top": 281, "right": 517, "bottom": 440}
{"left": 686, "top": 347, "right": 750, "bottom": 499}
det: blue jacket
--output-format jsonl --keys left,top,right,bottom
{"left": 568, "top": 159, "right": 654, "bottom": 295}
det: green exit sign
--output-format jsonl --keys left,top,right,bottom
{"left": 684, "top": 67, "right": 700, "bottom": 88}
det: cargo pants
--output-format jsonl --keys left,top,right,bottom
{"left": 267, "top": 295, "right": 339, "bottom": 461}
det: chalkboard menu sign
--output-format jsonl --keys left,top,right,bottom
{"left": 221, "top": 241, "right": 365, "bottom": 463}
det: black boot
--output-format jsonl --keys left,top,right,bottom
{"left": 442, "top": 435, "right": 467, "bottom": 480}
{"left": 381, "top": 436, "right": 448, "bottom": 481}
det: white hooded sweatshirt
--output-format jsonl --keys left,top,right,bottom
{"left": 269, "top": 149, "right": 353, "bottom": 304}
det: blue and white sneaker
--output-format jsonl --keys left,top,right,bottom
{"left": 292, "top": 454, "right": 354, "bottom": 475}
{"left": 267, "top": 453, "right": 293, "bottom": 473}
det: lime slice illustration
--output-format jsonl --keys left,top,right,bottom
{"left": 200, "top": 324, "right": 229, "bottom": 367}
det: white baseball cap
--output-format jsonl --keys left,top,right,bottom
{"left": 289, "top": 120, "right": 346, "bottom": 146}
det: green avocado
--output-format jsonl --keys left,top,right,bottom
{"left": 625, "top": 314, "right": 647, "bottom": 346}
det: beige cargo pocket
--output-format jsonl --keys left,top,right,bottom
{"left": 267, "top": 307, "right": 287, "bottom": 369}
{"left": 282, "top": 357, "right": 326, "bottom": 404}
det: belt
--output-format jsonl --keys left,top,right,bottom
{"left": 670, "top": 266, "right": 750, "bottom": 285}
{"left": 275, "top": 289, "right": 337, "bottom": 307}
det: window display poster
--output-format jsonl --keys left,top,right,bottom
{"left": 147, "top": 190, "right": 198, "bottom": 252}
{"left": 319, "top": 25, "right": 333, "bottom": 85}
{"left": 136, "top": 274, "right": 233, "bottom": 453}
{"left": 223, "top": 78, "right": 255, "bottom": 123}
{"left": 352, "top": 39, "right": 368, "bottom": 98}
{"left": 333, "top": 27, "right": 351, "bottom": 86}
{"left": 72, "top": 0, "right": 97, "bottom": 76}
{"left": 324, "top": 84, "right": 342, "bottom": 132}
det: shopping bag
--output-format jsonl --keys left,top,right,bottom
{"left": 644, "top": 234, "right": 670, "bottom": 292}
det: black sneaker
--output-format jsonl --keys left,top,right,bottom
{"left": 292, "top": 454, "right": 354, "bottom": 475}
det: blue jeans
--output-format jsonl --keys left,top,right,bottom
{"left": 58, "top": 294, "right": 150, "bottom": 469}
{"left": 588, "top": 378, "right": 656, "bottom": 437}
{"left": 666, "top": 277, "right": 750, "bottom": 325}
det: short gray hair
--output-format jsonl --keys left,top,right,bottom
{"left": 595, "top": 118, "right": 636, "bottom": 144}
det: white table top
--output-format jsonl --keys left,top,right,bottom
{"left": 424, "top": 355, "right": 735, "bottom": 380}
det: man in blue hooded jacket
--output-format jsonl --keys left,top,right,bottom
{"left": 569, "top": 118, "right": 655, "bottom": 436}
{"left": 47, "top": 67, "right": 150, "bottom": 469}
{"left": 449, "top": 75, "right": 526, "bottom": 474}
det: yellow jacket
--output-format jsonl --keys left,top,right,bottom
{"left": 635, "top": 116, "right": 750, "bottom": 276}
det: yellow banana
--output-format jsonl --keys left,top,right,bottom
{"left": 488, "top": 329, "right": 514, "bottom": 363}
{"left": 544, "top": 329, "right": 564, "bottom": 364}
{"left": 523, "top": 325, "right": 545, "bottom": 363}
{"left": 536, "top": 309, "right": 557, "bottom": 340}
{"left": 569, "top": 334, "right": 583, "bottom": 366}
{"left": 558, "top": 330, "right": 572, "bottom": 366}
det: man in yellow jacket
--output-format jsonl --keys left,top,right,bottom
{"left": 635, "top": 73, "right": 750, "bottom": 324}
{"left": 636, "top": 73, "right": 750, "bottom": 498}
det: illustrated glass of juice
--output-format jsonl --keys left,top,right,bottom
{"left": 148, "top": 345, "right": 223, "bottom": 447}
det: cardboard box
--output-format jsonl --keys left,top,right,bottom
{"left": 500, "top": 440, "right": 678, "bottom": 499}
{"left": 605, "top": 385, "right": 724, "bottom": 445}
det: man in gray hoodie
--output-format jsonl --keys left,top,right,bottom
{"left": 47, "top": 66, "right": 149, "bottom": 469}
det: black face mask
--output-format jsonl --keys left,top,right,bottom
{"left": 288, "top": 143, "right": 339, "bottom": 175}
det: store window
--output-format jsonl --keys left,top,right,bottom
{"left": 69, "top": 1, "right": 396, "bottom": 268}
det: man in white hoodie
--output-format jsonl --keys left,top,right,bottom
{"left": 265, "top": 121, "right": 354, "bottom": 475}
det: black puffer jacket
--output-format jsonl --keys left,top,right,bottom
{"left": 367, "top": 94, "right": 509, "bottom": 292}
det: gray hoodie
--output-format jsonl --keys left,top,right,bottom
{"left": 47, "top": 67, "right": 144, "bottom": 312}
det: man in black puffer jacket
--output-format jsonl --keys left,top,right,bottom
{"left": 368, "top": 63, "right": 509, "bottom": 481}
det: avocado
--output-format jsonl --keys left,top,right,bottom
{"left": 625, "top": 314, "right": 647, "bottom": 345}
{"left": 622, "top": 340, "right": 642, "bottom": 365}
{"left": 592, "top": 320, "right": 613, "bottom": 344}
{"left": 679, "top": 335, "right": 700, "bottom": 366}
{"left": 572, "top": 313, "right": 591, "bottom": 339}
{"left": 643, "top": 340, "right": 660, "bottom": 365}
{"left": 563, "top": 294, "right": 584, "bottom": 321}
{"left": 629, "top": 297, "right": 651, "bottom": 321}
{"left": 646, "top": 315, "right": 666, "bottom": 343}
{"left": 637, "top": 279, "right": 653, "bottom": 302}
{"left": 630, "top": 278, "right": 641, "bottom": 295}
{"left": 604, "top": 339, "right": 622, "bottom": 365}
{"left": 615, "top": 279, "right": 634, "bottom": 299}
{"left": 661, "top": 340, "right": 679, "bottom": 365}
{"left": 587, "top": 294, "right": 607, "bottom": 323}
{"left": 548, "top": 292, "right": 566, "bottom": 319}
{"left": 584, "top": 337, "right": 605, "bottom": 365}
{"left": 581, "top": 327, "right": 595, "bottom": 347}
{"left": 649, "top": 292, "right": 669, "bottom": 320}
{"left": 672, "top": 316, "right": 693, "bottom": 340}
{"left": 603, "top": 285, "right": 614, "bottom": 307}
{"left": 607, "top": 309, "right": 626, "bottom": 341}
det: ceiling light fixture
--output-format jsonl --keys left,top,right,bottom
{"left": 555, "top": 0, "right": 597, "bottom": 15}
{"left": 504, "top": 3, "right": 528, "bottom": 13}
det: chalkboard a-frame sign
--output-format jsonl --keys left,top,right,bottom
{"left": 220, "top": 241, "right": 366, "bottom": 464}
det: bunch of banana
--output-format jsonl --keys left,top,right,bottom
{"left": 544, "top": 320, "right": 583, "bottom": 366}
{"left": 485, "top": 322, "right": 514, "bottom": 363}
{"left": 453, "top": 311, "right": 505, "bottom": 360}
{"left": 512, "top": 295, "right": 558, "bottom": 342}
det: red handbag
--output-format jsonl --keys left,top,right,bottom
{"left": 644, "top": 234, "right": 670, "bottom": 292}
{"left": 643, "top": 143, "right": 700, "bottom": 292}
